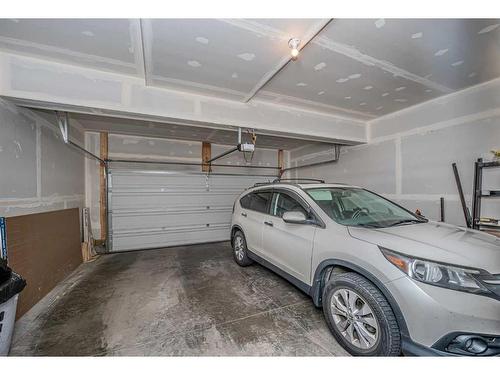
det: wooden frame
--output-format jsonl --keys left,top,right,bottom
{"left": 100, "top": 132, "right": 108, "bottom": 242}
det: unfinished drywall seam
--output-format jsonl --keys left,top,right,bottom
{"left": 256, "top": 91, "right": 375, "bottom": 120}
{"left": 366, "top": 122, "right": 372, "bottom": 142}
{"left": 368, "top": 77, "right": 500, "bottom": 126}
{"left": 0, "top": 99, "right": 85, "bottom": 217}
{"left": 218, "top": 19, "right": 289, "bottom": 40}
{"left": 370, "top": 108, "right": 500, "bottom": 144}
{"left": 152, "top": 75, "right": 247, "bottom": 98}
{"left": 384, "top": 194, "right": 472, "bottom": 202}
{"left": 0, "top": 194, "right": 84, "bottom": 208}
{"left": 129, "top": 19, "right": 146, "bottom": 79}
{"left": 0, "top": 35, "right": 136, "bottom": 72}
{"left": 313, "top": 36, "right": 452, "bottom": 94}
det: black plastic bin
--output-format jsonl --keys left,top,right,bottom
{"left": 0, "top": 261, "right": 26, "bottom": 356}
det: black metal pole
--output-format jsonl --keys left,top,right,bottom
{"left": 471, "top": 159, "right": 483, "bottom": 230}
{"left": 206, "top": 146, "right": 239, "bottom": 164}
{"left": 440, "top": 197, "right": 445, "bottom": 222}
{"left": 452, "top": 163, "right": 472, "bottom": 228}
{"left": 68, "top": 140, "right": 106, "bottom": 165}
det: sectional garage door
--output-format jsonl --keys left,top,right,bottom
{"left": 107, "top": 167, "right": 273, "bottom": 252}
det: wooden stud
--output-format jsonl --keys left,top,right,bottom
{"left": 278, "top": 149, "right": 284, "bottom": 175}
{"left": 99, "top": 132, "right": 108, "bottom": 242}
{"left": 202, "top": 142, "right": 211, "bottom": 172}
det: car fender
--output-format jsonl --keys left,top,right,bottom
{"left": 311, "top": 258, "right": 409, "bottom": 337}
{"left": 230, "top": 224, "right": 244, "bottom": 244}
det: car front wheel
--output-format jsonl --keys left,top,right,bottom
{"left": 322, "top": 272, "right": 401, "bottom": 356}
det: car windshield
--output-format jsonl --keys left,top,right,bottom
{"left": 305, "top": 187, "right": 427, "bottom": 228}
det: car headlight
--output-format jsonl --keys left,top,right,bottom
{"left": 379, "top": 247, "right": 490, "bottom": 295}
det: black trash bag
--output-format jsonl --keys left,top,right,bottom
{"left": 0, "top": 268, "right": 26, "bottom": 305}
{"left": 0, "top": 258, "right": 10, "bottom": 285}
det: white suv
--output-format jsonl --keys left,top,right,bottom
{"left": 230, "top": 179, "right": 500, "bottom": 356}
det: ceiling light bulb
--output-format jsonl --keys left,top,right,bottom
{"left": 288, "top": 38, "right": 301, "bottom": 60}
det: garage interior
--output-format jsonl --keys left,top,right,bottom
{"left": 0, "top": 18, "right": 499, "bottom": 356}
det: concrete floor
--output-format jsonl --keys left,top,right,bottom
{"left": 10, "top": 242, "right": 348, "bottom": 356}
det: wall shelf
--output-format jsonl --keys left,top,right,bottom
{"left": 472, "top": 158, "right": 500, "bottom": 231}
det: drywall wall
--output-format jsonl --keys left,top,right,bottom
{"left": 0, "top": 51, "right": 367, "bottom": 145}
{"left": 85, "top": 132, "right": 281, "bottom": 239}
{"left": 289, "top": 79, "right": 500, "bottom": 226}
{"left": 0, "top": 99, "right": 85, "bottom": 217}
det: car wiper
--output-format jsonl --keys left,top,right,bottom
{"left": 356, "top": 223, "right": 382, "bottom": 228}
{"left": 387, "top": 219, "right": 425, "bottom": 227}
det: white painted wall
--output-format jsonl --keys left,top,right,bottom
{"left": 0, "top": 99, "right": 85, "bottom": 217}
{"left": 85, "top": 132, "right": 281, "bottom": 238}
{"left": 289, "top": 79, "right": 500, "bottom": 226}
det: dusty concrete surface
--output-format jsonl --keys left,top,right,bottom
{"left": 10, "top": 242, "right": 348, "bottom": 356}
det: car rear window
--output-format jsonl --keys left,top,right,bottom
{"left": 240, "top": 191, "right": 272, "bottom": 213}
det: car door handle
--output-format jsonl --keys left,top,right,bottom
{"left": 241, "top": 212, "right": 247, "bottom": 217}
{"left": 264, "top": 221, "right": 274, "bottom": 227}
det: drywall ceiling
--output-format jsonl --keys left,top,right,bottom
{"left": 145, "top": 19, "right": 323, "bottom": 100}
{"left": 0, "top": 18, "right": 498, "bottom": 121}
{"left": 259, "top": 19, "right": 500, "bottom": 117}
{"left": 34, "top": 109, "right": 331, "bottom": 150}
{"left": 0, "top": 19, "right": 141, "bottom": 75}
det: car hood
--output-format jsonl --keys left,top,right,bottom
{"left": 348, "top": 221, "right": 500, "bottom": 273}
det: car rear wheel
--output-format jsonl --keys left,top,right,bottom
{"left": 322, "top": 272, "right": 401, "bottom": 356}
{"left": 232, "top": 231, "right": 253, "bottom": 267}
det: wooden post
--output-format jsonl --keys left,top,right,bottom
{"left": 278, "top": 149, "right": 284, "bottom": 176}
{"left": 202, "top": 142, "right": 211, "bottom": 172}
{"left": 99, "top": 132, "right": 108, "bottom": 242}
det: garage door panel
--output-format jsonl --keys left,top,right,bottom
{"left": 112, "top": 208, "right": 231, "bottom": 231}
{"left": 108, "top": 168, "right": 273, "bottom": 252}
{"left": 112, "top": 171, "right": 209, "bottom": 186}
{"left": 112, "top": 224, "right": 229, "bottom": 252}
{"left": 111, "top": 193, "right": 239, "bottom": 209}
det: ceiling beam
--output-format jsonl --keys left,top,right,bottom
{"left": 139, "top": 19, "right": 154, "bottom": 86}
{"left": 242, "top": 19, "right": 333, "bottom": 103}
{"left": 0, "top": 51, "right": 367, "bottom": 145}
{"left": 138, "top": 19, "right": 150, "bottom": 85}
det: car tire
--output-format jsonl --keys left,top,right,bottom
{"left": 322, "top": 272, "right": 401, "bottom": 356}
{"left": 232, "top": 231, "right": 253, "bottom": 267}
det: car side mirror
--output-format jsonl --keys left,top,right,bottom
{"left": 282, "top": 211, "right": 308, "bottom": 224}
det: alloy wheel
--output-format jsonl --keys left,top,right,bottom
{"left": 330, "top": 288, "right": 379, "bottom": 350}
{"left": 234, "top": 236, "right": 244, "bottom": 261}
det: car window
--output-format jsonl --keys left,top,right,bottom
{"left": 241, "top": 191, "right": 272, "bottom": 213}
{"left": 306, "top": 187, "right": 425, "bottom": 228}
{"left": 270, "top": 192, "right": 308, "bottom": 218}
{"left": 239, "top": 194, "right": 252, "bottom": 209}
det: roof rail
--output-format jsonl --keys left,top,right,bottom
{"left": 272, "top": 178, "right": 325, "bottom": 184}
{"left": 252, "top": 178, "right": 326, "bottom": 188}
